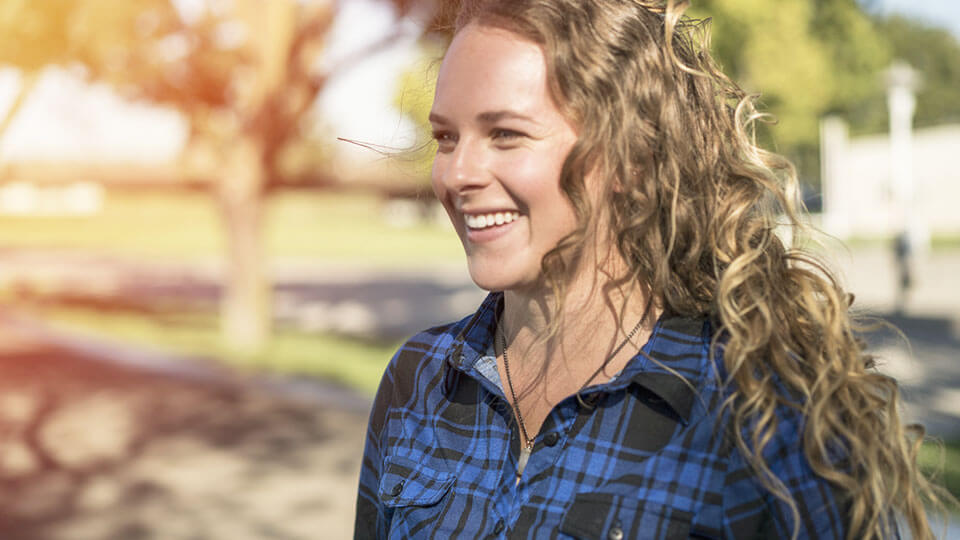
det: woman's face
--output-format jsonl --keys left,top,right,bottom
{"left": 430, "top": 24, "right": 581, "bottom": 293}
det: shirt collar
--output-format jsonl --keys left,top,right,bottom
{"left": 619, "top": 316, "right": 712, "bottom": 424}
{"left": 445, "top": 292, "right": 501, "bottom": 364}
{"left": 444, "top": 292, "right": 711, "bottom": 424}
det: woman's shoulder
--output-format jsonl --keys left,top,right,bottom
{"left": 387, "top": 318, "right": 469, "bottom": 380}
{"left": 377, "top": 293, "right": 501, "bottom": 401}
{"left": 365, "top": 315, "right": 475, "bottom": 436}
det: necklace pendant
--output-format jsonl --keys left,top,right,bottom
{"left": 517, "top": 445, "right": 532, "bottom": 477}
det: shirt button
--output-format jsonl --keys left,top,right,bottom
{"left": 390, "top": 480, "right": 404, "bottom": 496}
{"left": 608, "top": 525, "right": 624, "bottom": 540}
{"left": 543, "top": 432, "right": 560, "bottom": 447}
{"left": 493, "top": 519, "right": 505, "bottom": 534}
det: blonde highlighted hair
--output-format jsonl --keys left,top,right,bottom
{"left": 449, "top": 0, "right": 951, "bottom": 538}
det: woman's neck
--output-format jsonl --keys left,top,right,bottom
{"left": 494, "top": 233, "right": 660, "bottom": 443}
{"left": 500, "top": 258, "right": 658, "bottom": 383}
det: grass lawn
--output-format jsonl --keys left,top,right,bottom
{"left": 919, "top": 438, "right": 960, "bottom": 504}
{"left": 841, "top": 234, "right": 960, "bottom": 251}
{"left": 0, "top": 189, "right": 463, "bottom": 265}
{"left": 264, "top": 191, "right": 462, "bottom": 264}
{"left": 28, "top": 304, "right": 398, "bottom": 396}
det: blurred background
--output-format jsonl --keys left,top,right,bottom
{"left": 0, "top": 0, "right": 957, "bottom": 538}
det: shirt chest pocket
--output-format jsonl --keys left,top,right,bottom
{"left": 378, "top": 454, "right": 454, "bottom": 536}
{"left": 378, "top": 454, "right": 454, "bottom": 507}
{"left": 559, "top": 492, "right": 695, "bottom": 540}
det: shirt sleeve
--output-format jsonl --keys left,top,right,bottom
{"left": 721, "top": 409, "right": 851, "bottom": 539}
{"left": 354, "top": 352, "right": 399, "bottom": 540}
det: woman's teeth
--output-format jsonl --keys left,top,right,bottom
{"left": 465, "top": 211, "right": 520, "bottom": 229}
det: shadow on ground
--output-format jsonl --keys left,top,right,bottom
{"left": 0, "top": 342, "right": 366, "bottom": 540}
{"left": 862, "top": 312, "right": 960, "bottom": 440}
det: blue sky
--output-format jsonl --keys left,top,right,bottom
{"left": 861, "top": 0, "right": 960, "bottom": 38}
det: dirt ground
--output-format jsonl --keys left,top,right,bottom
{"left": 0, "top": 334, "right": 368, "bottom": 540}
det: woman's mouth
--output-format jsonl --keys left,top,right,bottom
{"left": 462, "top": 211, "right": 521, "bottom": 244}
{"left": 464, "top": 211, "right": 520, "bottom": 230}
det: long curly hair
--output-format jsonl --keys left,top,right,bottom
{"left": 449, "top": 0, "right": 950, "bottom": 538}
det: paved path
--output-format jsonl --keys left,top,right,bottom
{"left": 0, "top": 329, "right": 368, "bottom": 540}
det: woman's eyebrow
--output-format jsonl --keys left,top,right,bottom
{"left": 428, "top": 112, "right": 450, "bottom": 125}
{"left": 428, "top": 110, "right": 541, "bottom": 125}
{"left": 476, "top": 110, "right": 540, "bottom": 125}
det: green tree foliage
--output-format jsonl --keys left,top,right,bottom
{"left": 693, "top": 0, "right": 832, "bottom": 148}
{"left": 0, "top": 0, "right": 75, "bottom": 70}
{"left": 392, "top": 41, "right": 445, "bottom": 186}
{"left": 869, "top": 16, "right": 960, "bottom": 130}
{"left": 810, "top": 0, "right": 891, "bottom": 114}
{"left": 690, "top": 0, "right": 888, "bottom": 152}
{"left": 0, "top": 0, "right": 180, "bottom": 145}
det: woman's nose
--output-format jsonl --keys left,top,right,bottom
{"left": 442, "top": 139, "right": 490, "bottom": 193}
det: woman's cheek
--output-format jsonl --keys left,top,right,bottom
{"left": 430, "top": 155, "right": 447, "bottom": 198}
{"left": 497, "top": 153, "right": 565, "bottom": 202}
{"left": 490, "top": 153, "right": 540, "bottom": 193}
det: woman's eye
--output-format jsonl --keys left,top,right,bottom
{"left": 492, "top": 129, "right": 523, "bottom": 141}
{"left": 432, "top": 131, "right": 457, "bottom": 152}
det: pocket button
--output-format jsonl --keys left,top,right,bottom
{"left": 390, "top": 480, "right": 404, "bottom": 496}
{"left": 493, "top": 519, "right": 505, "bottom": 534}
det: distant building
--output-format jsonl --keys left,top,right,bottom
{"left": 820, "top": 117, "right": 960, "bottom": 241}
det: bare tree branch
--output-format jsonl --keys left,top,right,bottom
{"left": 0, "top": 72, "right": 39, "bottom": 157}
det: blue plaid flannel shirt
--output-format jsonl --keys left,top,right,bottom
{"left": 355, "top": 292, "right": 850, "bottom": 539}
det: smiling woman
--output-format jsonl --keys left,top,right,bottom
{"left": 429, "top": 25, "right": 582, "bottom": 293}
{"left": 355, "top": 1, "right": 951, "bottom": 539}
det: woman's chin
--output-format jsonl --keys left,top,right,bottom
{"left": 466, "top": 263, "right": 510, "bottom": 292}
{"left": 466, "top": 262, "right": 538, "bottom": 294}
{"left": 467, "top": 271, "right": 511, "bottom": 293}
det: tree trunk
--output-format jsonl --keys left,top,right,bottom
{"left": 208, "top": 0, "right": 298, "bottom": 352}
{"left": 218, "top": 135, "right": 270, "bottom": 351}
